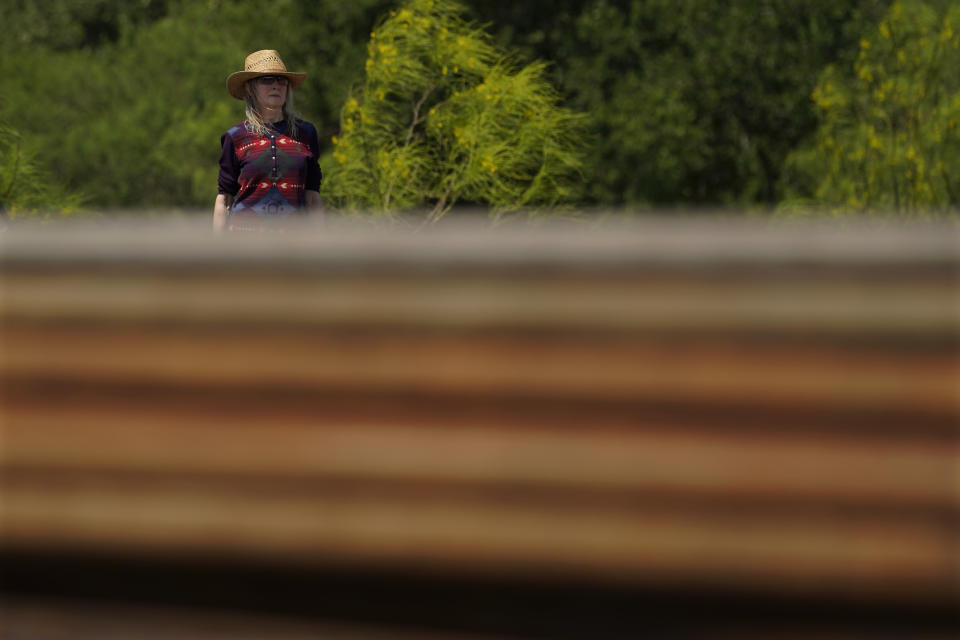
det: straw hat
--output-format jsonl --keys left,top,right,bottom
{"left": 226, "top": 50, "right": 307, "bottom": 99}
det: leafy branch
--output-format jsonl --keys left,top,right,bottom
{"left": 324, "top": 0, "right": 588, "bottom": 220}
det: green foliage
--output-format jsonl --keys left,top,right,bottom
{"left": 528, "top": 0, "right": 893, "bottom": 207}
{"left": 3, "top": 0, "right": 169, "bottom": 50}
{"left": 0, "top": 0, "right": 390, "bottom": 209}
{"left": 0, "top": 124, "right": 84, "bottom": 217}
{"left": 3, "top": 0, "right": 948, "bottom": 216}
{"left": 324, "top": 0, "right": 588, "bottom": 220}
{"left": 785, "top": 0, "right": 960, "bottom": 214}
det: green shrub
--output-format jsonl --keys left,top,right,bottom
{"left": 323, "top": 0, "right": 588, "bottom": 220}
{"left": 784, "top": 0, "right": 960, "bottom": 215}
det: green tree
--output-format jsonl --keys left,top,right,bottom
{"left": 3, "top": 0, "right": 169, "bottom": 51}
{"left": 784, "top": 0, "right": 960, "bottom": 214}
{"left": 0, "top": 124, "right": 84, "bottom": 217}
{"left": 324, "top": 0, "right": 588, "bottom": 220}
{"left": 469, "top": 0, "right": 891, "bottom": 208}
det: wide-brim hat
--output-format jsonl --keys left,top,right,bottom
{"left": 226, "top": 49, "right": 306, "bottom": 99}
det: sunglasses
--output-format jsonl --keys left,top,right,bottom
{"left": 255, "top": 75, "right": 289, "bottom": 87}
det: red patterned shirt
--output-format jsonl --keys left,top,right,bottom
{"left": 218, "top": 119, "right": 321, "bottom": 231}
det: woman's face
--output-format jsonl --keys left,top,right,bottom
{"left": 252, "top": 75, "right": 288, "bottom": 111}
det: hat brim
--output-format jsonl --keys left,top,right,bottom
{"left": 226, "top": 71, "right": 307, "bottom": 99}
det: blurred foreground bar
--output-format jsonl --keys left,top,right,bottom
{"left": 1, "top": 217, "right": 958, "bottom": 638}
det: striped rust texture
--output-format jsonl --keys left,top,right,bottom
{"left": 1, "top": 219, "right": 958, "bottom": 615}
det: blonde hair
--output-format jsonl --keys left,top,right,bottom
{"left": 243, "top": 80, "right": 300, "bottom": 138}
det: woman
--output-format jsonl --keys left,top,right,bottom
{"left": 214, "top": 50, "right": 323, "bottom": 232}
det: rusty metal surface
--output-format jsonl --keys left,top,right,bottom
{"left": 1, "top": 218, "right": 958, "bottom": 637}
{"left": 0, "top": 597, "right": 515, "bottom": 640}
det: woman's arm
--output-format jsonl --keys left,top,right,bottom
{"left": 305, "top": 190, "right": 324, "bottom": 223}
{"left": 213, "top": 193, "right": 234, "bottom": 233}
